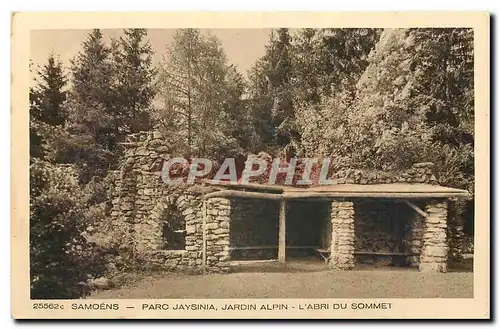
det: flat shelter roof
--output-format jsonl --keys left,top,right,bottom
{"left": 201, "top": 180, "right": 470, "bottom": 199}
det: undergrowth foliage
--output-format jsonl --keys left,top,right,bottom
{"left": 29, "top": 160, "right": 107, "bottom": 298}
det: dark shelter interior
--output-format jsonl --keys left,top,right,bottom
{"left": 229, "top": 198, "right": 331, "bottom": 260}
{"left": 228, "top": 197, "right": 427, "bottom": 267}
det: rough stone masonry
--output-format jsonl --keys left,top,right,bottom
{"left": 329, "top": 200, "right": 355, "bottom": 270}
{"left": 420, "top": 200, "right": 449, "bottom": 272}
{"left": 105, "top": 130, "right": 465, "bottom": 274}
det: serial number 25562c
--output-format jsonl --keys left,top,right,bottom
{"left": 32, "top": 303, "right": 65, "bottom": 310}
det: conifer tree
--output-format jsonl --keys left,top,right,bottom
{"left": 292, "top": 28, "right": 381, "bottom": 103}
{"left": 29, "top": 54, "right": 68, "bottom": 159}
{"left": 29, "top": 52, "right": 106, "bottom": 299}
{"left": 247, "top": 28, "right": 296, "bottom": 151}
{"left": 56, "top": 29, "right": 116, "bottom": 182}
{"left": 31, "top": 55, "right": 68, "bottom": 125}
{"left": 111, "top": 28, "right": 157, "bottom": 134}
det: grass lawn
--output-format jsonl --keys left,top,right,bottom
{"left": 91, "top": 260, "right": 473, "bottom": 299}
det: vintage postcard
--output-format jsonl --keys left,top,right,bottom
{"left": 11, "top": 12, "right": 490, "bottom": 319}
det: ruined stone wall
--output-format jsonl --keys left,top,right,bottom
{"left": 107, "top": 131, "right": 230, "bottom": 273}
{"left": 143, "top": 191, "right": 204, "bottom": 271}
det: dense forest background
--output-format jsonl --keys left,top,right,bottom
{"left": 29, "top": 28, "right": 474, "bottom": 298}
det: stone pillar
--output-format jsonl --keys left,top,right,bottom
{"left": 407, "top": 210, "right": 425, "bottom": 267}
{"left": 204, "top": 197, "right": 231, "bottom": 272}
{"left": 329, "top": 200, "right": 355, "bottom": 270}
{"left": 419, "top": 200, "right": 448, "bottom": 273}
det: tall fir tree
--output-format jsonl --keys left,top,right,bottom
{"left": 111, "top": 28, "right": 157, "bottom": 134}
{"left": 247, "top": 59, "right": 275, "bottom": 149}
{"left": 29, "top": 54, "right": 68, "bottom": 159}
{"left": 248, "top": 28, "right": 296, "bottom": 152}
{"left": 59, "top": 28, "right": 158, "bottom": 181}
{"left": 291, "top": 28, "right": 322, "bottom": 104}
{"left": 292, "top": 28, "right": 381, "bottom": 103}
{"left": 30, "top": 55, "right": 68, "bottom": 125}
{"left": 224, "top": 64, "right": 257, "bottom": 152}
{"left": 410, "top": 28, "right": 474, "bottom": 166}
{"left": 56, "top": 29, "right": 116, "bottom": 182}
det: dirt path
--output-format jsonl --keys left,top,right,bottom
{"left": 92, "top": 269, "right": 473, "bottom": 299}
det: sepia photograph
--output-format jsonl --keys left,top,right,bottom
{"left": 11, "top": 12, "right": 490, "bottom": 319}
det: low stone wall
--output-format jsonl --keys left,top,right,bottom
{"left": 147, "top": 250, "right": 190, "bottom": 271}
{"left": 106, "top": 131, "right": 232, "bottom": 273}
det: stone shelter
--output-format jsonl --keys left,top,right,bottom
{"left": 108, "top": 131, "right": 470, "bottom": 273}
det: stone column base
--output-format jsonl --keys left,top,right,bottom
{"left": 419, "top": 200, "right": 448, "bottom": 273}
{"left": 329, "top": 200, "right": 355, "bottom": 270}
